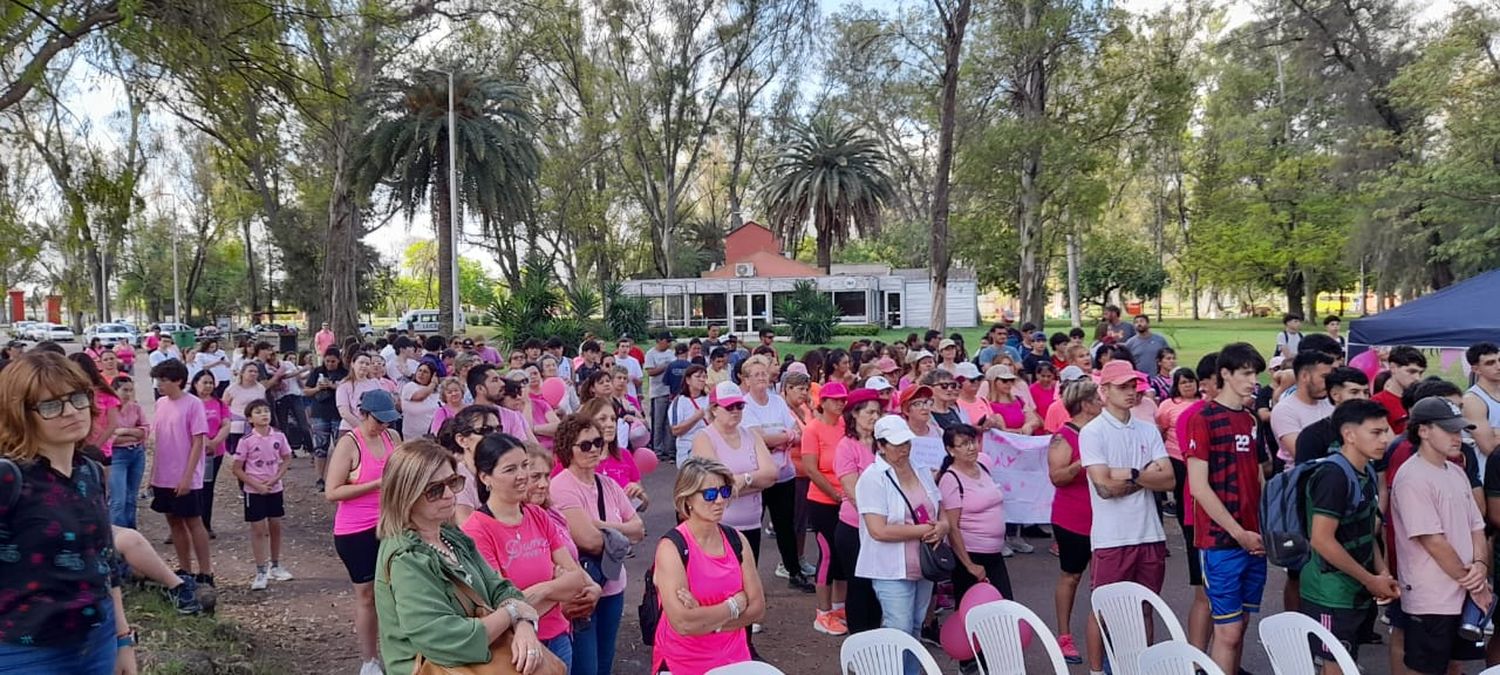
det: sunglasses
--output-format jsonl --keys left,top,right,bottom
{"left": 575, "top": 438, "right": 608, "bottom": 453}
{"left": 34, "top": 391, "right": 91, "bottom": 420}
{"left": 423, "top": 474, "right": 466, "bottom": 502}
{"left": 462, "top": 425, "right": 499, "bottom": 437}
{"left": 700, "top": 485, "right": 734, "bottom": 502}
{"left": 935, "top": 382, "right": 960, "bottom": 390}
{"left": 721, "top": 403, "right": 746, "bottom": 412}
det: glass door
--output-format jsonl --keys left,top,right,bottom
{"left": 884, "top": 292, "right": 902, "bottom": 327}
{"left": 731, "top": 292, "right": 770, "bottom": 334}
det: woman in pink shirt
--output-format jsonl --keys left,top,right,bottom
{"left": 1029, "top": 363, "right": 1058, "bottom": 418}
{"left": 98, "top": 349, "right": 123, "bottom": 385}
{"left": 985, "top": 365, "right": 1040, "bottom": 434}
{"left": 426, "top": 377, "right": 469, "bottom": 436}
{"left": 464, "top": 433, "right": 600, "bottom": 669}
{"left": 938, "top": 423, "right": 1012, "bottom": 672}
{"left": 108, "top": 375, "right": 151, "bottom": 528}
{"left": 68, "top": 354, "right": 120, "bottom": 456}
{"left": 899, "top": 385, "right": 943, "bottom": 439}
{"left": 335, "top": 353, "right": 382, "bottom": 432}
{"left": 578, "top": 397, "right": 649, "bottom": 511}
{"left": 650, "top": 457, "right": 765, "bottom": 675}
{"left": 1045, "top": 379, "right": 1102, "bottom": 665}
{"left": 523, "top": 363, "right": 560, "bottom": 449}
{"left": 435, "top": 404, "right": 502, "bottom": 525}
{"left": 833, "top": 389, "right": 884, "bottom": 634}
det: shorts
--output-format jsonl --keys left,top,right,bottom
{"left": 806, "top": 501, "right": 847, "bottom": 583}
{"left": 150, "top": 486, "right": 203, "bottom": 518}
{"left": 1201, "top": 548, "right": 1268, "bottom": 624}
{"left": 1053, "top": 524, "right": 1091, "bottom": 575}
{"left": 1091, "top": 542, "right": 1167, "bottom": 592}
{"left": 1182, "top": 525, "right": 1203, "bottom": 586}
{"left": 243, "top": 492, "right": 286, "bottom": 522}
{"left": 311, "top": 417, "right": 339, "bottom": 459}
{"left": 1300, "top": 600, "right": 1375, "bottom": 662}
{"left": 1386, "top": 596, "right": 1409, "bottom": 630}
{"left": 1404, "top": 613, "right": 1486, "bottom": 673}
{"left": 334, "top": 527, "right": 379, "bottom": 584}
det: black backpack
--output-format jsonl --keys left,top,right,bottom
{"left": 637, "top": 524, "right": 745, "bottom": 646}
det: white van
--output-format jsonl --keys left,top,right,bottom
{"left": 391, "top": 309, "right": 466, "bottom": 334}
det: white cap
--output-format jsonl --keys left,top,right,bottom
{"left": 1059, "top": 365, "right": 1087, "bottom": 382}
{"left": 865, "top": 375, "right": 894, "bottom": 392}
{"left": 874, "top": 415, "right": 917, "bottom": 445}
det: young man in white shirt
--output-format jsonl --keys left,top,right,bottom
{"left": 1270, "top": 350, "right": 1336, "bottom": 459}
{"left": 1079, "top": 360, "right": 1176, "bottom": 675}
{"left": 644, "top": 332, "right": 676, "bottom": 459}
{"left": 613, "top": 336, "right": 644, "bottom": 398}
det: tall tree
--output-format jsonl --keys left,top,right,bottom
{"left": 762, "top": 118, "right": 895, "bottom": 271}
{"left": 927, "top": 0, "right": 971, "bottom": 331}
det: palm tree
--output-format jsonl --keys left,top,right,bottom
{"left": 762, "top": 119, "right": 895, "bottom": 271}
{"left": 354, "top": 69, "right": 540, "bottom": 333}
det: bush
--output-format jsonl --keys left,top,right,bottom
{"left": 774, "top": 280, "right": 839, "bottom": 345}
{"left": 604, "top": 281, "right": 650, "bottom": 341}
{"left": 832, "top": 324, "right": 882, "bottom": 336}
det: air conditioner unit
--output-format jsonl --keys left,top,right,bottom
{"left": 734, "top": 263, "right": 755, "bottom": 278}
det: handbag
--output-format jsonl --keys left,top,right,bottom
{"left": 885, "top": 472, "right": 956, "bottom": 582}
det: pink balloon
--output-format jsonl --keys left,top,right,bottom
{"left": 1350, "top": 349, "right": 1381, "bottom": 382}
{"left": 950, "top": 583, "right": 1035, "bottom": 656}
{"left": 958, "top": 582, "right": 1003, "bottom": 619}
{"left": 634, "top": 447, "right": 660, "bottom": 475}
{"left": 940, "top": 614, "right": 975, "bottom": 660}
{"left": 541, "top": 377, "right": 567, "bottom": 407}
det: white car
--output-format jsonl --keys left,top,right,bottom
{"left": 84, "top": 323, "right": 136, "bottom": 347}
{"left": 11, "top": 321, "right": 36, "bottom": 339}
{"left": 34, "top": 323, "right": 76, "bottom": 342}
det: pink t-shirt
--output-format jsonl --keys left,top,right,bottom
{"left": 92, "top": 389, "right": 121, "bottom": 456}
{"left": 596, "top": 450, "right": 641, "bottom": 492}
{"left": 1049, "top": 424, "right": 1092, "bottom": 535}
{"left": 989, "top": 397, "right": 1027, "bottom": 430}
{"left": 462, "top": 504, "right": 573, "bottom": 640}
{"left": 549, "top": 469, "right": 636, "bottom": 596}
{"left": 201, "top": 397, "right": 230, "bottom": 457}
{"left": 1155, "top": 397, "right": 1198, "bottom": 461}
{"left": 456, "top": 461, "right": 482, "bottom": 511}
{"left": 232, "top": 428, "right": 291, "bottom": 494}
{"left": 957, "top": 398, "right": 991, "bottom": 429}
{"left": 151, "top": 394, "right": 208, "bottom": 489}
{"left": 651, "top": 524, "right": 751, "bottom": 675}
{"left": 1392, "top": 456, "right": 1485, "bottom": 615}
{"left": 545, "top": 507, "right": 579, "bottom": 561}
{"left": 1029, "top": 383, "right": 1056, "bottom": 419}
{"left": 937, "top": 466, "right": 1006, "bottom": 555}
{"left": 429, "top": 403, "right": 465, "bottom": 436}
{"left": 117, "top": 402, "right": 147, "bottom": 445}
{"left": 835, "top": 437, "right": 877, "bottom": 527}
{"left": 1043, "top": 398, "right": 1072, "bottom": 433}
{"left": 529, "top": 395, "right": 555, "bottom": 450}
{"left": 335, "top": 379, "right": 384, "bottom": 431}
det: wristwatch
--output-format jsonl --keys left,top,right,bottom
{"left": 1127, "top": 468, "right": 1141, "bottom": 485}
{"left": 504, "top": 603, "right": 537, "bottom": 629}
{"left": 117, "top": 629, "right": 137, "bottom": 649}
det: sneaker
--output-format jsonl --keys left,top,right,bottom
{"left": 166, "top": 577, "right": 202, "bottom": 615}
{"left": 359, "top": 659, "right": 384, "bottom": 675}
{"left": 1006, "top": 535, "right": 1035, "bottom": 554}
{"left": 194, "top": 573, "right": 216, "bottom": 588}
{"left": 751, "top": 622, "right": 764, "bottom": 634}
{"left": 829, "top": 608, "right": 846, "bottom": 624}
{"left": 799, "top": 559, "right": 817, "bottom": 577}
{"left": 268, "top": 565, "right": 294, "bottom": 582}
{"left": 813, "top": 610, "right": 848, "bottom": 636}
{"left": 1058, "top": 633, "right": 1083, "bottom": 664}
{"left": 919, "top": 621, "right": 941, "bottom": 646}
{"left": 251, "top": 571, "right": 268, "bottom": 591}
{"left": 1000, "top": 541, "right": 1015, "bottom": 558}
{"left": 788, "top": 575, "right": 815, "bottom": 593}
{"left": 1049, "top": 541, "right": 1060, "bottom": 557}
{"left": 315, "top": 478, "right": 326, "bottom": 492}
{"left": 775, "top": 562, "right": 792, "bottom": 579}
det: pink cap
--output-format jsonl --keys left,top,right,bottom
{"left": 1134, "top": 371, "right": 1150, "bottom": 393}
{"left": 847, "top": 388, "right": 881, "bottom": 406}
{"left": 1097, "top": 360, "right": 1139, "bottom": 387}
{"left": 875, "top": 357, "right": 900, "bottom": 374}
{"left": 712, "top": 381, "right": 746, "bottom": 407}
{"left": 820, "top": 382, "right": 850, "bottom": 401}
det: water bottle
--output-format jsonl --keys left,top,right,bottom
{"left": 1459, "top": 593, "right": 1497, "bottom": 644}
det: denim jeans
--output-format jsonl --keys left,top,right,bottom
{"left": 570, "top": 591, "right": 624, "bottom": 675}
{"left": 650, "top": 396, "right": 671, "bottom": 458}
{"left": 108, "top": 445, "right": 146, "bottom": 528}
{"left": 0, "top": 601, "right": 116, "bottom": 674}
{"left": 870, "top": 578, "right": 935, "bottom": 675}
{"left": 542, "top": 633, "right": 573, "bottom": 673}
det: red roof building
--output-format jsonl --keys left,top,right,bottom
{"left": 701, "top": 222, "right": 824, "bottom": 279}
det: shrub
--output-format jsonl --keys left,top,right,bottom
{"left": 604, "top": 281, "right": 650, "bottom": 341}
{"left": 832, "top": 324, "right": 882, "bottom": 336}
{"left": 774, "top": 280, "right": 839, "bottom": 345}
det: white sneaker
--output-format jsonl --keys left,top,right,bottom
{"left": 799, "top": 559, "right": 817, "bottom": 577}
{"left": 268, "top": 565, "right": 294, "bottom": 582}
{"left": 359, "top": 659, "right": 384, "bottom": 675}
{"left": 250, "top": 571, "right": 268, "bottom": 591}
{"left": 1006, "top": 535, "right": 1035, "bottom": 554}
{"left": 752, "top": 622, "right": 764, "bottom": 634}
{"left": 774, "top": 562, "right": 791, "bottom": 579}
{"left": 1000, "top": 541, "right": 1015, "bottom": 558}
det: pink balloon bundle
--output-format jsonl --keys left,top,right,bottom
{"left": 634, "top": 447, "right": 660, "bottom": 475}
{"left": 1350, "top": 349, "right": 1382, "bottom": 382}
{"left": 540, "top": 377, "right": 568, "bottom": 407}
{"left": 939, "top": 582, "right": 1033, "bottom": 660}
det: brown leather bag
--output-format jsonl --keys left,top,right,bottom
{"left": 398, "top": 560, "right": 566, "bottom": 675}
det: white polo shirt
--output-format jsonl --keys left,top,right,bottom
{"left": 1079, "top": 409, "right": 1168, "bottom": 549}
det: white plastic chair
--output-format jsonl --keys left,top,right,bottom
{"left": 964, "top": 599, "right": 1070, "bottom": 675}
{"left": 706, "top": 661, "right": 788, "bottom": 675}
{"left": 1258, "top": 611, "right": 1360, "bottom": 675}
{"left": 1479, "top": 666, "right": 1500, "bottom": 675}
{"left": 839, "top": 627, "right": 943, "bottom": 675}
{"left": 1137, "top": 641, "right": 1226, "bottom": 675}
{"left": 1091, "top": 581, "right": 1188, "bottom": 675}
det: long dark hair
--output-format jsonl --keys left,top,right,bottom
{"left": 939, "top": 423, "right": 981, "bottom": 474}
{"left": 67, "top": 353, "right": 111, "bottom": 396}
{"left": 824, "top": 348, "right": 849, "bottom": 383}
{"left": 1168, "top": 367, "right": 1198, "bottom": 400}
{"left": 842, "top": 399, "right": 882, "bottom": 440}
{"left": 472, "top": 432, "right": 527, "bottom": 503}
{"left": 578, "top": 369, "right": 612, "bottom": 404}
{"left": 436, "top": 404, "right": 501, "bottom": 454}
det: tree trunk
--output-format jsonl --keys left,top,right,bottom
{"left": 1015, "top": 0, "right": 1048, "bottom": 329}
{"left": 929, "top": 0, "right": 972, "bottom": 332}
{"left": 321, "top": 118, "right": 362, "bottom": 344}
{"left": 1066, "top": 231, "right": 1081, "bottom": 328}
{"left": 434, "top": 148, "right": 457, "bottom": 335}
{"left": 241, "top": 218, "right": 261, "bottom": 316}
{"left": 1284, "top": 264, "right": 1304, "bottom": 317}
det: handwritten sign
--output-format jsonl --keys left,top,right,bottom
{"left": 909, "top": 436, "right": 948, "bottom": 471}
{"left": 983, "top": 430, "right": 1056, "bottom": 525}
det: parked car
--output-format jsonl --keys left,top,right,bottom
{"left": 11, "top": 321, "right": 36, "bottom": 340}
{"left": 358, "top": 322, "right": 374, "bottom": 337}
{"left": 83, "top": 323, "right": 136, "bottom": 347}
{"left": 32, "top": 323, "right": 76, "bottom": 342}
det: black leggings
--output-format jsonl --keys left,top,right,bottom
{"left": 199, "top": 453, "right": 224, "bottom": 532}
{"left": 763, "top": 478, "right": 798, "bottom": 576}
{"left": 953, "top": 550, "right": 1014, "bottom": 603}
{"left": 835, "top": 521, "right": 882, "bottom": 633}
{"left": 741, "top": 527, "right": 762, "bottom": 564}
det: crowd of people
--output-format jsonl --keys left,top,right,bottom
{"left": 3, "top": 310, "right": 1500, "bottom": 675}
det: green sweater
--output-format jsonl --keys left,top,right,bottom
{"left": 375, "top": 523, "right": 525, "bottom": 674}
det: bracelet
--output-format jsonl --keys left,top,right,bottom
{"left": 725, "top": 596, "right": 742, "bottom": 621}
{"left": 117, "top": 630, "right": 137, "bottom": 649}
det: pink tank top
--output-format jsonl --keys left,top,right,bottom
{"left": 651, "top": 525, "right": 751, "bottom": 675}
{"left": 704, "top": 425, "right": 761, "bottom": 532}
{"left": 333, "top": 430, "right": 394, "bottom": 535}
{"left": 1049, "top": 424, "right": 1092, "bottom": 535}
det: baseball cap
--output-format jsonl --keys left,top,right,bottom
{"left": 712, "top": 381, "right": 746, "bottom": 408}
{"left": 360, "top": 389, "right": 402, "bottom": 423}
{"left": 938, "top": 338, "right": 957, "bottom": 351}
{"left": 1031, "top": 331, "right": 1046, "bottom": 341}
{"left": 1059, "top": 365, "right": 1087, "bottom": 382}
{"left": 865, "top": 375, "right": 894, "bottom": 392}
{"left": 953, "top": 362, "right": 981, "bottom": 381}
{"left": 786, "top": 362, "right": 809, "bottom": 376}
{"left": 657, "top": 331, "right": 674, "bottom": 341}
{"left": 985, "top": 364, "right": 1018, "bottom": 381}
{"left": 899, "top": 384, "right": 934, "bottom": 408}
{"left": 906, "top": 350, "right": 934, "bottom": 365}
{"left": 1097, "top": 361, "right": 1140, "bottom": 387}
{"left": 847, "top": 388, "right": 881, "bottom": 406}
{"left": 1408, "top": 396, "right": 1477, "bottom": 434}
{"left": 1134, "top": 371, "right": 1151, "bottom": 393}
{"left": 874, "top": 415, "right": 916, "bottom": 445}
{"left": 820, "top": 382, "right": 850, "bottom": 401}
{"left": 1269, "top": 355, "right": 1286, "bottom": 370}
{"left": 875, "top": 357, "right": 900, "bottom": 374}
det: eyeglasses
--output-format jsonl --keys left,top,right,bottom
{"left": 906, "top": 399, "right": 933, "bottom": 408}
{"left": 34, "top": 391, "right": 91, "bottom": 419}
{"left": 422, "top": 474, "right": 467, "bottom": 502}
{"left": 935, "top": 382, "right": 959, "bottom": 390}
{"left": 700, "top": 485, "right": 733, "bottom": 502}
{"left": 462, "top": 425, "right": 499, "bottom": 437}
{"left": 575, "top": 438, "right": 607, "bottom": 453}
{"left": 721, "top": 403, "right": 746, "bottom": 412}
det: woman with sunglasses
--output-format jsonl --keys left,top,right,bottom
{"left": 0, "top": 352, "right": 137, "bottom": 675}
{"left": 921, "top": 368, "right": 970, "bottom": 432}
{"left": 550, "top": 415, "right": 645, "bottom": 675}
{"left": 464, "top": 433, "right": 598, "bottom": 670}
{"left": 523, "top": 445, "right": 600, "bottom": 622}
{"left": 374, "top": 439, "right": 554, "bottom": 675}
{"left": 326, "top": 389, "right": 403, "bottom": 675}
{"left": 577, "top": 397, "right": 649, "bottom": 512}
{"left": 985, "top": 364, "right": 1040, "bottom": 435}
{"left": 650, "top": 457, "right": 766, "bottom": 675}
{"left": 690, "top": 382, "right": 777, "bottom": 563}
{"left": 436, "top": 404, "right": 503, "bottom": 525}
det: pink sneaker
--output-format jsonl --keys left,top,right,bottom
{"left": 1057, "top": 633, "right": 1082, "bottom": 664}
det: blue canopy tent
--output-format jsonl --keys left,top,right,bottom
{"left": 1348, "top": 268, "right": 1500, "bottom": 354}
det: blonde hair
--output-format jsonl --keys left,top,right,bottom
{"left": 377, "top": 438, "right": 458, "bottom": 539}
{"left": 673, "top": 456, "right": 736, "bottom": 520}
{"left": 0, "top": 352, "right": 99, "bottom": 461}
{"left": 1062, "top": 379, "right": 1100, "bottom": 416}
{"left": 438, "top": 377, "right": 465, "bottom": 400}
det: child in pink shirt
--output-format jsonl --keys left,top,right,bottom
{"left": 230, "top": 400, "right": 293, "bottom": 590}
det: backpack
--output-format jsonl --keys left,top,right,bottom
{"left": 1260, "top": 452, "right": 1366, "bottom": 569}
{"left": 637, "top": 524, "right": 745, "bottom": 646}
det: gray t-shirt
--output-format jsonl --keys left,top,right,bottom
{"left": 644, "top": 347, "right": 675, "bottom": 399}
{"left": 1124, "top": 333, "right": 1170, "bottom": 372}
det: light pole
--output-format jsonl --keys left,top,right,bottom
{"left": 436, "top": 67, "right": 462, "bottom": 334}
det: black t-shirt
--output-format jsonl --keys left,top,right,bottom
{"left": 1255, "top": 385, "right": 1278, "bottom": 462}
{"left": 1302, "top": 459, "right": 1380, "bottom": 608}
{"left": 931, "top": 406, "right": 968, "bottom": 431}
{"left": 1294, "top": 417, "right": 1338, "bottom": 466}
{"left": 305, "top": 366, "right": 348, "bottom": 420}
